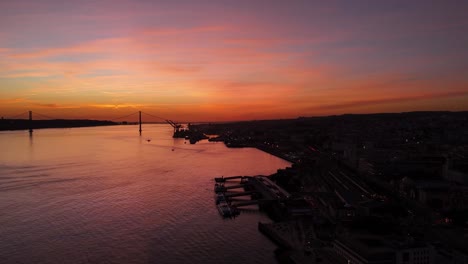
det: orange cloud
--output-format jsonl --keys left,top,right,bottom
{"left": 1, "top": 4, "right": 467, "bottom": 122}
{"left": 88, "top": 103, "right": 145, "bottom": 109}
{"left": 0, "top": 98, "right": 28, "bottom": 105}
{"left": 32, "top": 103, "right": 79, "bottom": 109}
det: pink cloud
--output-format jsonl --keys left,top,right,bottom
{"left": 142, "top": 25, "right": 230, "bottom": 36}
{"left": 9, "top": 37, "right": 134, "bottom": 59}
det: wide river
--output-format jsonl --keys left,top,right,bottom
{"left": 0, "top": 124, "right": 291, "bottom": 264}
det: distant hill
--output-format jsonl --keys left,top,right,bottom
{"left": 0, "top": 119, "right": 118, "bottom": 131}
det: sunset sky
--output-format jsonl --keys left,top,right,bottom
{"left": 1, "top": 0, "right": 467, "bottom": 122}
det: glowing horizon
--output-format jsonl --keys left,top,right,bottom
{"left": 1, "top": 1, "right": 468, "bottom": 122}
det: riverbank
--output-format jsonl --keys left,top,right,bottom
{"left": 0, "top": 119, "right": 118, "bottom": 131}
{"left": 253, "top": 145, "right": 297, "bottom": 163}
{"left": 258, "top": 222, "right": 294, "bottom": 249}
{"left": 221, "top": 142, "right": 296, "bottom": 163}
{"left": 258, "top": 221, "right": 317, "bottom": 264}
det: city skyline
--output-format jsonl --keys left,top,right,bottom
{"left": 1, "top": 0, "right": 468, "bottom": 122}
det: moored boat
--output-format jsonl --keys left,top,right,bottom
{"left": 215, "top": 193, "right": 226, "bottom": 204}
{"left": 214, "top": 183, "right": 225, "bottom": 193}
{"left": 217, "top": 201, "right": 240, "bottom": 217}
{"left": 217, "top": 202, "right": 231, "bottom": 217}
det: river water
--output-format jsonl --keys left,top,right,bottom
{"left": 0, "top": 124, "right": 291, "bottom": 264}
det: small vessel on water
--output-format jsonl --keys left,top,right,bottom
{"left": 213, "top": 180, "right": 240, "bottom": 217}
{"left": 214, "top": 183, "right": 225, "bottom": 193}
{"left": 217, "top": 201, "right": 239, "bottom": 218}
{"left": 217, "top": 202, "right": 230, "bottom": 216}
{"left": 215, "top": 193, "right": 226, "bottom": 204}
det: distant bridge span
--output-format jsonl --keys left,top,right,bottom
{"left": 2, "top": 110, "right": 183, "bottom": 136}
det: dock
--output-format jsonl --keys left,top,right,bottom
{"left": 213, "top": 175, "right": 291, "bottom": 218}
{"left": 215, "top": 175, "right": 251, "bottom": 183}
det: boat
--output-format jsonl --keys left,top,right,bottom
{"left": 214, "top": 176, "right": 225, "bottom": 183}
{"left": 215, "top": 193, "right": 226, "bottom": 204}
{"left": 217, "top": 201, "right": 240, "bottom": 218}
{"left": 217, "top": 202, "right": 231, "bottom": 217}
{"left": 214, "top": 183, "right": 225, "bottom": 193}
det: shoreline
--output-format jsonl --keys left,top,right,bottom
{"left": 253, "top": 145, "right": 297, "bottom": 163}
{"left": 222, "top": 142, "right": 296, "bottom": 164}
{"left": 0, "top": 119, "right": 118, "bottom": 131}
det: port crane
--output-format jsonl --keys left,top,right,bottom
{"left": 166, "top": 120, "right": 182, "bottom": 133}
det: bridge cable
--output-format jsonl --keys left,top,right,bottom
{"left": 3, "top": 111, "right": 29, "bottom": 119}
{"left": 141, "top": 111, "right": 168, "bottom": 121}
{"left": 111, "top": 112, "right": 139, "bottom": 121}
{"left": 33, "top": 112, "right": 61, "bottom": 120}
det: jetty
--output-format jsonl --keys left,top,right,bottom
{"left": 213, "top": 175, "right": 291, "bottom": 218}
{"left": 215, "top": 175, "right": 250, "bottom": 183}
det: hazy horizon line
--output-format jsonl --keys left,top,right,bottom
{"left": 3, "top": 110, "right": 467, "bottom": 124}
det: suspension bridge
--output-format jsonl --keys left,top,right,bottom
{"left": 0, "top": 110, "right": 187, "bottom": 137}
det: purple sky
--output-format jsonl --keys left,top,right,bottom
{"left": 1, "top": 0, "right": 467, "bottom": 121}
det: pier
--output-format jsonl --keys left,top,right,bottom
{"left": 213, "top": 175, "right": 291, "bottom": 218}
{"left": 231, "top": 200, "right": 259, "bottom": 207}
{"left": 224, "top": 191, "right": 257, "bottom": 198}
{"left": 214, "top": 183, "right": 246, "bottom": 193}
{"left": 215, "top": 176, "right": 251, "bottom": 183}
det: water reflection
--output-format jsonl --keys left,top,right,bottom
{"left": 0, "top": 125, "right": 291, "bottom": 264}
{"left": 28, "top": 131, "right": 33, "bottom": 146}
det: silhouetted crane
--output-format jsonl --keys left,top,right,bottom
{"left": 166, "top": 120, "right": 182, "bottom": 133}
